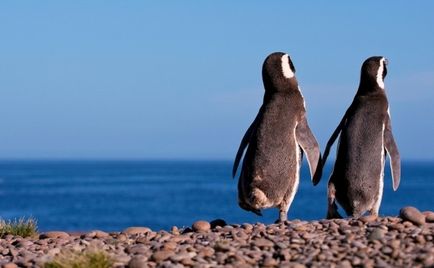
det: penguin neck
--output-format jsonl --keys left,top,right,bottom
{"left": 262, "top": 76, "right": 299, "bottom": 94}
{"left": 357, "top": 75, "right": 385, "bottom": 95}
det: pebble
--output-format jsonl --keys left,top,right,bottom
{"left": 359, "top": 214, "right": 378, "bottom": 223}
{"left": 253, "top": 238, "right": 274, "bottom": 248}
{"left": 39, "top": 231, "right": 70, "bottom": 239}
{"left": 389, "top": 239, "right": 400, "bottom": 249}
{"left": 337, "top": 260, "right": 352, "bottom": 268}
{"left": 263, "top": 256, "right": 278, "bottom": 266}
{"left": 151, "top": 250, "right": 174, "bottom": 262}
{"left": 422, "top": 211, "right": 434, "bottom": 223}
{"left": 117, "top": 233, "right": 128, "bottom": 241}
{"left": 0, "top": 215, "right": 432, "bottom": 267}
{"left": 162, "top": 241, "right": 178, "bottom": 251}
{"left": 192, "top": 220, "right": 211, "bottom": 232}
{"left": 400, "top": 206, "right": 426, "bottom": 226}
{"left": 114, "top": 254, "right": 131, "bottom": 264}
{"left": 87, "top": 230, "right": 109, "bottom": 238}
{"left": 128, "top": 255, "right": 148, "bottom": 268}
{"left": 170, "top": 252, "right": 196, "bottom": 262}
{"left": 368, "top": 228, "right": 386, "bottom": 241}
{"left": 2, "top": 263, "right": 18, "bottom": 268}
{"left": 123, "top": 227, "right": 152, "bottom": 235}
{"left": 15, "top": 240, "right": 33, "bottom": 248}
{"left": 214, "top": 241, "right": 231, "bottom": 252}
{"left": 241, "top": 223, "right": 253, "bottom": 232}
{"left": 171, "top": 226, "right": 180, "bottom": 235}
{"left": 381, "top": 246, "right": 393, "bottom": 255}
{"left": 47, "top": 248, "right": 61, "bottom": 256}
{"left": 126, "top": 244, "right": 148, "bottom": 254}
{"left": 351, "top": 240, "right": 366, "bottom": 248}
{"left": 199, "top": 247, "right": 215, "bottom": 257}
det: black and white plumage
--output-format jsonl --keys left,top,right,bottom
{"left": 322, "top": 56, "right": 401, "bottom": 219}
{"left": 232, "top": 52, "right": 322, "bottom": 222}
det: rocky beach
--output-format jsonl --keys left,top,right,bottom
{"left": 0, "top": 207, "right": 433, "bottom": 268}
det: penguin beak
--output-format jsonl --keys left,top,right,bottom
{"left": 384, "top": 58, "right": 389, "bottom": 65}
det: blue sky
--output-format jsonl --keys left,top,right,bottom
{"left": 1, "top": 1, "right": 433, "bottom": 160}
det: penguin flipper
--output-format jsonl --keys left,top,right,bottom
{"left": 323, "top": 119, "right": 344, "bottom": 167}
{"left": 384, "top": 115, "right": 401, "bottom": 191}
{"left": 232, "top": 106, "right": 263, "bottom": 178}
{"left": 295, "top": 116, "right": 322, "bottom": 185}
{"left": 322, "top": 105, "right": 353, "bottom": 167}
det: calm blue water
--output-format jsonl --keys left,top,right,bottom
{"left": 0, "top": 160, "right": 433, "bottom": 232}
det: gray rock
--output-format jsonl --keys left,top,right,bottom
{"left": 368, "top": 228, "right": 386, "bottom": 241}
{"left": 381, "top": 246, "right": 393, "bottom": 255}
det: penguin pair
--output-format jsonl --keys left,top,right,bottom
{"left": 232, "top": 52, "right": 401, "bottom": 221}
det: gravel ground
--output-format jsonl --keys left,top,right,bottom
{"left": 0, "top": 208, "right": 433, "bottom": 268}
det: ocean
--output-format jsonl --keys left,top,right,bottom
{"left": 0, "top": 160, "right": 433, "bottom": 232}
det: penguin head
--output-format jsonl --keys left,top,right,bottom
{"left": 262, "top": 52, "right": 298, "bottom": 92}
{"left": 359, "top": 56, "right": 388, "bottom": 92}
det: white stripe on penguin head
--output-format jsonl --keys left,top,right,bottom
{"left": 376, "top": 58, "right": 385, "bottom": 89}
{"left": 281, "top": 54, "right": 295, "bottom": 79}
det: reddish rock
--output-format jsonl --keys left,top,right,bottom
{"left": 39, "top": 231, "right": 70, "bottom": 239}
{"left": 162, "top": 241, "right": 177, "bottom": 251}
{"left": 128, "top": 255, "right": 147, "bottom": 268}
{"left": 359, "top": 214, "right": 378, "bottom": 223}
{"left": 123, "top": 227, "right": 151, "bottom": 235}
{"left": 399, "top": 206, "right": 426, "bottom": 226}
{"left": 192, "top": 220, "right": 211, "bottom": 232}
{"left": 151, "top": 250, "right": 174, "bottom": 262}
{"left": 2, "top": 263, "right": 18, "bottom": 268}
{"left": 87, "top": 230, "right": 109, "bottom": 238}
{"left": 422, "top": 211, "right": 434, "bottom": 223}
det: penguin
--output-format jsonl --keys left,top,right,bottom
{"left": 232, "top": 52, "right": 322, "bottom": 222}
{"left": 322, "top": 56, "right": 401, "bottom": 219}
